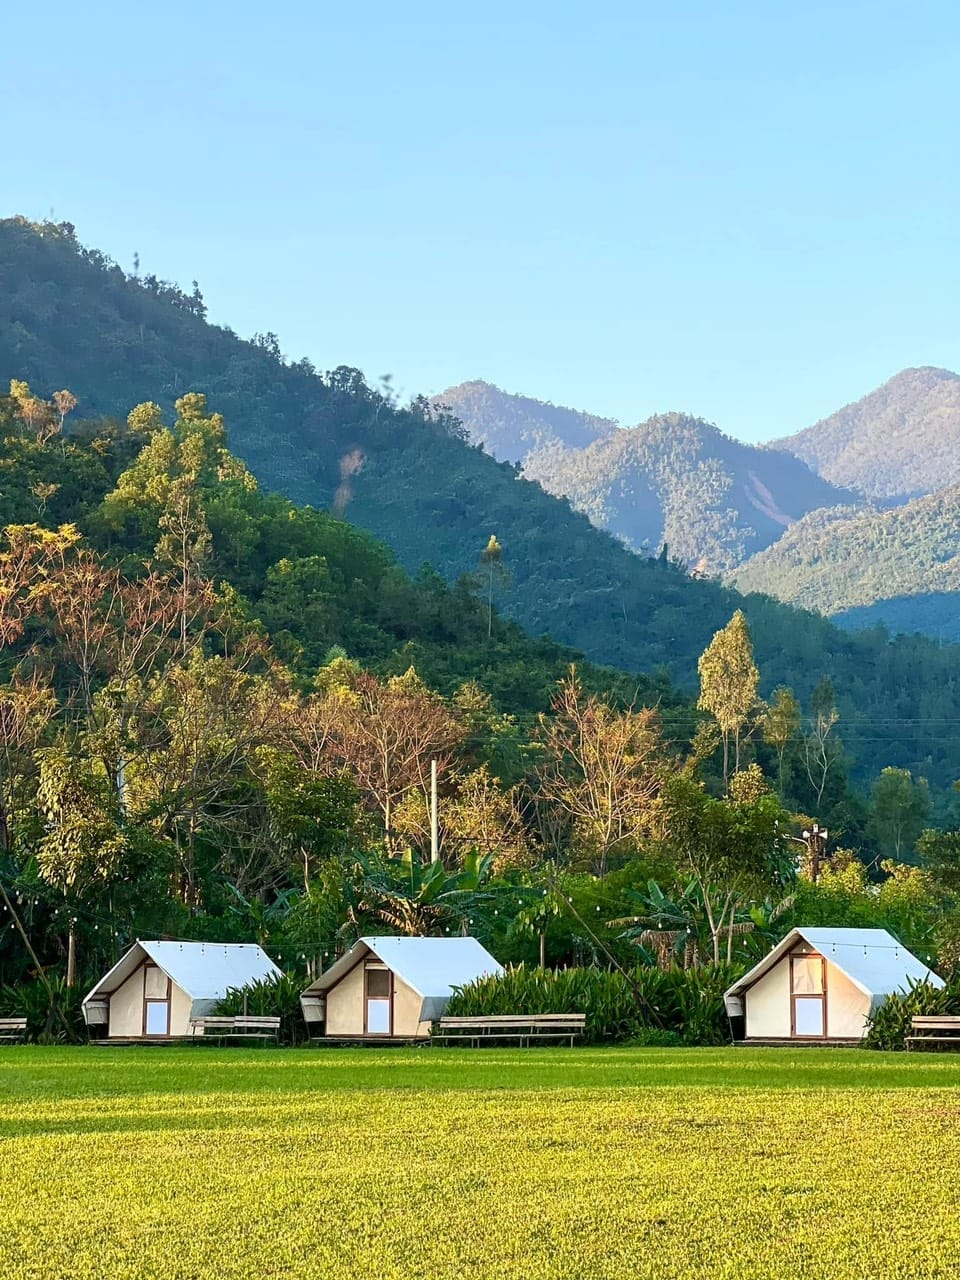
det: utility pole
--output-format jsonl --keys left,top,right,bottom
{"left": 66, "top": 917, "right": 77, "bottom": 988}
{"left": 802, "top": 823, "right": 829, "bottom": 883}
{"left": 430, "top": 758, "right": 439, "bottom": 863}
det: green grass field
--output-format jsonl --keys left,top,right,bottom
{"left": 2, "top": 1046, "right": 960, "bottom": 1279}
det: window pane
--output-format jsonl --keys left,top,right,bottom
{"left": 367, "top": 999, "right": 390, "bottom": 1033}
{"left": 792, "top": 956, "right": 823, "bottom": 994}
{"left": 366, "top": 969, "right": 390, "bottom": 998}
{"left": 144, "top": 966, "right": 167, "bottom": 998}
{"left": 794, "top": 997, "right": 824, "bottom": 1036}
{"left": 145, "top": 1002, "right": 169, "bottom": 1035}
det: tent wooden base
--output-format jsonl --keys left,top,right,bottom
{"left": 310, "top": 1034, "right": 429, "bottom": 1047}
{"left": 734, "top": 1037, "right": 861, "bottom": 1048}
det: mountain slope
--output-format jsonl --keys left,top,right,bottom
{"left": 774, "top": 367, "right": 960, "bottom": 500}
{"left": 6, "top": 217, "right": 960, "bottom": 783}
{"left": 523, "top": 412, "right": 854, "bottom": 573}
{"left": 731, "top": 487, "right": 960, "bottom": 633}
{"left": 434, "top": 380, "right": 615, "bottom": 464}
{"left": 441, "top": 382, "right": 854, "bottom": 573}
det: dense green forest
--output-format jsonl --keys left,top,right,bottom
{"left": 2, "top": 381, "right": 960, "bottom": 1032}
{"left": 732, "top": 489, "right": 960, "bottom": 636}
{"left": 773, "top": 365, "right": 960, "bottom": 500}
{"left": 7, "top": 219, "right": 960, "bottom": 791}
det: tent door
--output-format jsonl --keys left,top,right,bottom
{"left": 790, "top": 953, "right": 826, "bottom": 1038}
{"left": 364, "top": 965, "right": 392, "bottom": 1035}
{"left": 143, "top": 964, "right": 171, "bottom": 1036}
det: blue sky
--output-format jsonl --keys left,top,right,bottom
{"left": 3, "top": 1, "right": 958, "bottom": 441}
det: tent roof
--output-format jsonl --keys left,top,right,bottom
{"left": 305, "top": 936, "right": 502, "bottom": 999}
{"left": 82, "top": 940, "right": 281, "bottom": 1009}
{"left": 725, "top": 927, "right": 942, "bottom": 1009}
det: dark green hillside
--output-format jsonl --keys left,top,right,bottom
{"left": 6, "top": 217, "right": 960, "bottom": 783}
{"left": 731, "top": 487, "right": 960, "bottom": 627}
{"left": 774, "top": 366, "right": 960, "bottom": 500}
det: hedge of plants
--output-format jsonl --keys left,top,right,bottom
{"left": 0, "top": 976, "right": 85, "bottom": 1042}
{"left": 443, "top": 964, "right": 739, "bottom": 1046}
{"left": 864, "top": 976, "right": 960, "bottom": 1050}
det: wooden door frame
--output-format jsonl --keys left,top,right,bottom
{"left": 362, "top": 964, "right": 394, "bottom": 1036}
{"left": 142, "top": 966, "right": 173, "bottom": 1037}
{"left": 789, "top": 952, "right": 827, "bottom": 1039}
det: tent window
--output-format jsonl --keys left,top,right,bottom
{"left": 145, "top": 1002, "right": 169, "bottom": 1035}
{"left": 366, "top": 968, "right": 390, "bottom": 999}
{"left": 791, "top": 955, "right": 823, "bottom": 995}
{"left": 790, "top": 953, "right": 826, "bottom": 1039}
{"left": 144, "top": 965, "right": 167, "bottom": 998}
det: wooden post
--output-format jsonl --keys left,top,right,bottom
{"left": 430, "top": 758, "right": 439, "bottom": 863}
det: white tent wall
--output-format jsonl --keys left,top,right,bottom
{"left": 324, "top": 961, "right": 365, "bottom": 1035}
{"left": 394, "top": 976, "right": 426, "bottom": 1037}
{"left": 824, "top": 961, "right": 870, "bottom": 1039}
{"left": 744, "top": 956, "right": 790, "bottom": 1039}
{"left": 170, "top": 983, "right": 193, "bottom": 1036}
{"left": 109, "top": 967, "right": 145, "bottom": 1038}
{"left": 744, "top": 947, "right": 872, "bottom": 1040}
{"left": 324, "top": 960, "right": 424, "bottom": 1037}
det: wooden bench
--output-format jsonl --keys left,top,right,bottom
{"left": 189, "top": 1016, "right": 281, "bottom": 1042}
{"left": 432, "top": 1013, "right": 586, "bottom": 1048}
{"left": 0, "top": 1017, "right": 28, "bottom": 1044}
{"left": 906, "top": 1015, "right": 960, "bottom": 1050}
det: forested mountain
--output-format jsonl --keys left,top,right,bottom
{"left": 522, "top": 413, "right": 853, "bottom": 573}
{"left": 438, "top": 382, "right": 853, "bottom": 572}
{"left": 731, "top": 488, "right": 960, "bottom": 641}
{"left": 7, "top": 217, "right": 960, "bottom": 785}
{"left": 775, "top": 366, "right": 960, "bottom": 500}
{"left": 434, "top": 380, "right": 615, "bottom": 464}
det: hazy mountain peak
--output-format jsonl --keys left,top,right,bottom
{"left": 775, "top": 366, "right": 960, "bottom": 500}
{"left": 434, "top": 380, "right": 616, "bottom": 464}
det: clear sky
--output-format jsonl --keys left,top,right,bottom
{"left": 3, "top": 1, "right": 958, "bottom": 441}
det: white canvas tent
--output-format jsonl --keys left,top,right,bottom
{"left": 82, "top": 940, "right": 281, "bottom": 1039}
{"left": 301, "top": 936, "right": 502, "bottom": 1040}
{"left": 724, "top": 927, "right": 942, "bottom": 1042}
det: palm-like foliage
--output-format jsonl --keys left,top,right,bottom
{"left": 352, "top": 848, "right": 511, "bottom": 938}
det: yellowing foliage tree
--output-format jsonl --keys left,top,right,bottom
{"left": 697, "top": 609, "right": 759, "bottom": 785}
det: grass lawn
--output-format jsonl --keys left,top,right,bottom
{"left": 2, "top": 1046, "right": 960, "bottom": 1279}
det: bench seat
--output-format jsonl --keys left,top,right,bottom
{"left": 189, "top": 1016, "right": 280, "bottom": 1041}
{"left": 433, "top": 1013, "right": 586, "bottom": 1048}
{"left": 906, "top": 1015, "right": 960, "bottom": 1050}
{"left": 0, "top": 1017, "right": 28, "bottom": 1044}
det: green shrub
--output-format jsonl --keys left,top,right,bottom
{"left": 626, "top": 1028, "right": 684, "bottom": 1048}
{"left": 864, "top": 977, "right": 960, "bottom": 1051}
{"left": 0, "top": 976, "right": 85, "bottom": 1042}
{"left": 444, "top": 964, "right": 738, "bottom": 1046}
{"left": 213, "top": 972, "right": 308, "bottom": 1046}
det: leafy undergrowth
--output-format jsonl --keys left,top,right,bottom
{"left": 2, "top": 1048, "right": 960, "bottom": 1279}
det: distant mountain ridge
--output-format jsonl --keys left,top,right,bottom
{"left": 434, "top": 380, "right": 615, "bottom": 464}
{"left": 439, "top": 381, "right": 856, "bottom": 573}
{"left": 772, "top": 366, "right": 960, "bottom": 500}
